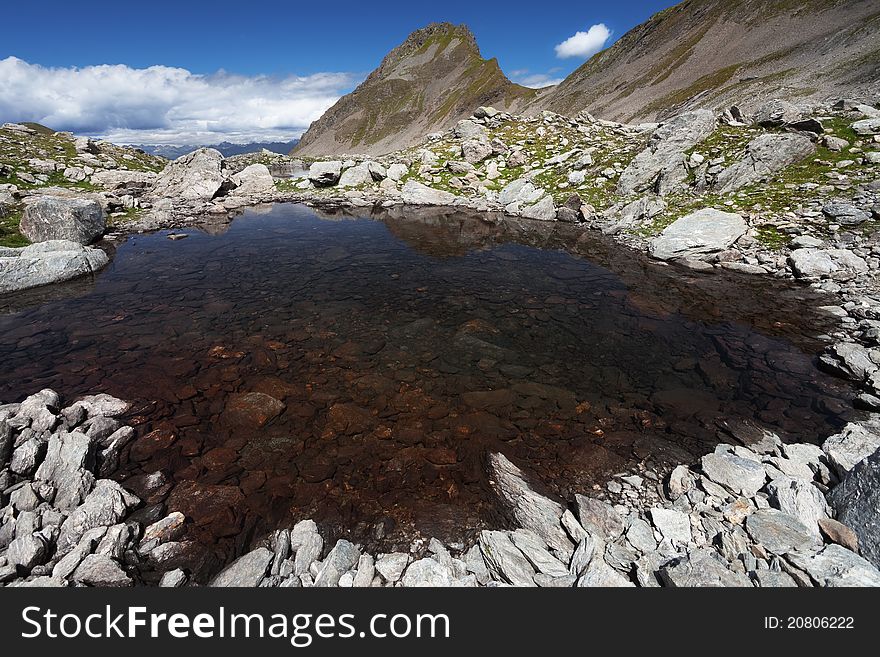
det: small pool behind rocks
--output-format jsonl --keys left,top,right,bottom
{"left": 0, "top": 203, "right": 857, "bottom": 574}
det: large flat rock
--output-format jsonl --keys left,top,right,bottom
{"left": 649, "top": 208, "right": 747, "bottom": 261}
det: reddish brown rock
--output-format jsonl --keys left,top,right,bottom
{"left": 323, "top": 403, "right": 374, "bottom": 437}
{"left": 223, "top": 392, "right": 286, "bottom": 429}
{"left": 129, "top": 428, "right": 177, "bottom": 462}
{"left": 818, "top": 517, "right": 860, "bottom": 553}
{"left": 167, "top": 481, "right": 245, "bottom": 537}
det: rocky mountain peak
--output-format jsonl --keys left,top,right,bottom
{"left": 292, "top": 23, "right": 535, "bottom": 157}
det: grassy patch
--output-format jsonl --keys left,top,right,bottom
{"left": 0, "top": 208, "right": 28, "bottom": 248}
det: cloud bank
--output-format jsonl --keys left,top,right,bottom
{"left": 0, "top": 57, "right": 355, "bottom": 145}
{"left": 510, "top": 69, "right": 565, "bottom": 89}
{"left": 555, "top": 24, "right": 611, "bottom": 59}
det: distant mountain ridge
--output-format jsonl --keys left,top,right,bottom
{"left": 136, "top": 139, "right": 300, "bottom": 160}
{"left": 531, "top": 0, "right": 880, "bottom": 123}
{"left": 292, "top": 22, "right": 537, "bottom": 157}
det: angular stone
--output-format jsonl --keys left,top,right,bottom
{"left": 823, "top": 423, "right": 880, "bottom": 477}
{"left": 34, "top": 431, "right": 95, "bottom": 512}
{"left": 478, "top": 530, "right": 536, "bottom": 586}
{"left": 210, "top": 547, "right": 273, "bottom": 587}
{"left": 618, "top": 109, "right": 716, "bottom": 195}
{"left": 509, "top": 529, "right": 569, "bottom": 577}
{"left": 352, "top": 554, "right": 375, "bottom": 587}
{"left": 649, "top": 507, "right": 692, "bottom": 545}
{"left": 72, "top": 554, "right": 132, "bottom": 587}
{"left": 0, "top": 241, "right": 110, "bottom": 294}
{"left": 766, "top": 477, "right": 829, "bottom": 538}
{"left": 788, "top": 248, "right": 868, "bottom": 278}
{"left": 57, "top": 480, "right": 138, "bottom": 555}
{"left": 6, "top": 533, "right": 49, "bottom": 571}
{"left": 224, "top": 392, "right": 285, "bottom": 429}
{"left": 713, "top": 133, "right": 814, "bottom": 193}
{"left": 786, "top": 545, "right": 880, "bottom": 587}
{"left": 151, "top": 148, "right": 226, "bottom": 201}
{"left": 745, "top": 509, "right": 822, "bottom": 555}
{"left": 488, "top": 453, "right": 572, "bottom": 560}
{"left": 138, "top": 512, "right": 186, "bottom": 554}
{"left": 375, "top": 552, "right": 410, "bottom": 583}
{"left": 401, "top": 180, "right": 457, "bottom": 206}
{"left": 20, "top": 196, "right": 105, "bottom": 244}
{"left": 659, "top": 549, "right": 752, "bottom": 587}
{"left": 818, "top": 518, "right": 860, "bottom": 554}
{"left": 575, "top": 495, "right": 625, "bottom": 541}
{"left": 314, "top": 539, "right": 360, "bottom": 587}
{"left": 701, "top": 451, "right": 766, "bottom": 497}
{"left": 649, "top": 209, "right": 747, "bottom": 261}
{"left": 230, "top": 164, "right": 275, "bottom": 195}
{"left": 829, "top": 448, "right": 880, "bottom": 569}
{"left": 401, "top": 558, "right": 463, "bottom": 587}
{"left": 292, "top": 525, "right": 323, "bottom": 577}
{"left": 159, "top": 569, "right": 188, "bottom": 587}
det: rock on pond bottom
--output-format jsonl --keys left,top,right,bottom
{"left": 0, "top": 203, "right": 855, "bottom": 571}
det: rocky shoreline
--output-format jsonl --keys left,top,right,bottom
{"left": 2, "top": 98, "right": 880, "bottom": 586}
{"left": 2, "top": 387, "right": 879, "bottom": 587}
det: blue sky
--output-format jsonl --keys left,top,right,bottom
{"left": 0, "top": 0, "right": 676, "bottom": 143}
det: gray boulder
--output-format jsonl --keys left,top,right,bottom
{"left": 34, "top": 431, "right": 95, "bottom": 512}
{"left": 337, "top": 163, "right": 373, "bottom": 188}
{"left": 230, "top": 164, "right": 275, "bottom": 196}
{"left": 575, "top": 495, "right": 625, "bottom": 541}
{"left": 701, "top": 449, "right": 766, "bottom": 496}
{"left": 852, "top": 118, "right": 880, "bottom": 136}
{"left": 617, "top": 109, "right": 716, "bottom": 195}
{"left": 766, "top": 477, "right": 829, "bottom": 538}
{"left": 314, "top": 539, "right": 360, "bottom": 587}
{"left": 57, "top": 480, "right": 139, "bottom": 555}
{"left": 400, "top": 558, "right": 464, "bottom": 587}
{"left": 401, "top": 180, "right": 457, "bottom": 206}
{"left": 713, "top": 134, "right": 815, "bottom": 194}
{"left": 291, "top": 520, "right": 323, "bottom": 577}
{"left": 308, "top": 161, "right": 343, "bottom": 187}
{"left": 0, "top": 240, "right": 109, "bottom": 293}
{"left": 786, "top": 544, "right": 880, "bottom": 587}
{"left": 520, "top": 195, "right": 557, "bottom": 222}
{"left": 828, "top": 448, "right": 880, "bottom": 569}
{"left": 478, "top": 530, "right": 536, "bottom": 586}
{"left": 488, "top": 453, "right": 573, "bottom": 560}
{"left": 20, "top": 196, "right": 105, "bottom": 244}
{"left": 72, "top": 554, "right": 132, "bottom": 587}
{"left": 745, "top": 508, "right": 822, "bottom": 554}
{"left": 823, "top": 423, "right": 880, "bottom": 477}
{"left": 649, "top": 209, "right": 747, "bottom": 261}
{"left": 823, "top": 201, "right": 871, "bottom": 226}
{"left": 209, "top": 547, "right": 273, "bottom": 587}
{"left": 375, "top": 552, "right": 410, "bottom": 583}
{"left": 150, "top": 148, "right": 226, "bottom": 201}
{"left": 6, "top": 533, "right": 49, "bottom": 571}
{"left": 752, "top": 99, "right": 807, "bottom": 127}
{"left": 659, "top": 549, "right": 753, "bottom": 587}
{"left": 788, "top": 248, "right": 868, "bottom": 278}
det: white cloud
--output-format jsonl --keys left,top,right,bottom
{"left": 0, "top": 56, "right": 357, "bottom": 145}
{"left": 554, "top": 24, "right": 611, "bottom": 59}
{"left": 510, "top": 70, "right": 565, "bottom": 89}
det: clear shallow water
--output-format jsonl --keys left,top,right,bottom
{"left": 0, "top": 203, "right": 855, "bottom": 575}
